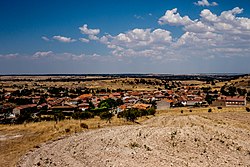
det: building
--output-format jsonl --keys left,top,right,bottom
{"left": 224, "top": 96, "right": 246, "bottom": 106}
{"left": 13, "top": 104, "right": 37, "bottom": 116}
{"left": 212, "top": 96, "right": 246, "bottom": 106}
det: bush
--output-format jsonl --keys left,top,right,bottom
{"left": 217, "top": 107, "right": 222, "bottom": 109}
{"left": 118, "top": 107, "right": 156, "bottom": 122}
{"left": 80, "top": 123, "right": 88, "bottom": 129}
{"left": 79, "top": 111, "right": 94, "bottom": 119}
{"left": 54, "top": 112, "right": 65, "bottom": 121}
{"left": 181, "top": 110, "right": 183, "bottom": 114}
{"left": 72, "top": 111, "right": 94, "bottom": 120}
{"left": 100, "top": 111, "right": 114, "bottom": 123}
{"left": 120, "top": 109, "right": 137, "bottom": 122}
{"left": 189, "top": 110, "right": 192, "bottom": 112}
{"left": 147, "top": 107, "right": 156, "bottom": 116}
{"left": 246, "top": 107, "right": 250, "bottom": 112}
{"left": 208, "top": 108, "right": 212, "bottom": 113}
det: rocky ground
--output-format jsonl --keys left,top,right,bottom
{"left": 17, "top": 112, "right": 250, "bottom": 167}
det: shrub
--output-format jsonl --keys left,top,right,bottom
{"left": 65, "top": 128, "right": 70, "bottom": 133}
{"left": 181, "top": 110, "right": 183, "bottom": 113}
{"left": 121, "top": 109, "right": 137, "bottom": 122}
{"left": 100, "top": 111, "right": 114, "bottom": 123}
{"left": 80, "top": 123, "right": 88, "bottom": 129}
{"left": 246, "top": 107, "right": 250, "bottom": 112}
{"left": 129, "top": 142, "right": 140, "bottom": 148}
{"left": 189, "top": 109, "right": 192, "bottom": 112}
{"left": 72, "top": 111, "right": 94, "bottom": 120}
{"left": 208, "top": 108, "right": 212, "bottom": 113}
{"left": 118, "top": 107, "right": 156, "bottom": 122}
{"left": 54, "top": 112, "right": 65, "bottom": 121}
{"left": 217, "top": 107, "right": 222, "bottom": 109}
{"left": 147, "top": 107, "right": 156, "bottom": 116}
{"left": 80, "top": 111, "right": 94, "bottom": 119}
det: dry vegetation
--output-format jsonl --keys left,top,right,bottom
{"left": 16, "top": 109, "right": 250, "bottom": 167}
{"left": 1, "top": 106, "right": 250, "bottom": 167}
{"left": 84, "top": 78, "right": 164, "bottom": 91}
{"left": 0, "top": 117, "right": 133, "bottom": 167}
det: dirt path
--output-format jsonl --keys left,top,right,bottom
{"left": 17, "top": 113, "right": 250, "bottom": 167}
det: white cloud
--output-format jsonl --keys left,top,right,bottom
{"left": 79, "top": 24, "right": 101, "bottom": 41}
{"left": 79, "top": 24, "right": 100, "bottom": 35}
{"left": 30, "top": 51, "right": 103, "bottom": 61}
{"left": 53, "top": 36, "right": 76, "bottom": 43}
{"left": 106, "top": 28, "right": 172, "bottom": 49}
{"left": 200, "top": 9, "right": 218, "bottom": 22}
{"left": 98, "top": 28, "right": 173, "bottom": 60}
{"left": 99, "top": 36, "right": 110, "bottom": 44}
{"left": 194, "top": 0, "right": 218, "bottom": 7}
{"left": 41, "top": 36, "right": 50, "bottom": 41}
{"left": 98, "top": 7, "right": 250, "bottom": 61}
{"left": 79, "top": 38, "right": 90, "bottom": 43}
{"left": 0, "top": 53, "right": 19, "bottom": 59}
{"left": 52, "top": 52, "right": 102, "bottom": 61}
{"left": 158, "top": 8, "right": 193, "bottom": 26}
{"left": 88, "top": 34, "right": 99, "bottom": 40}
{"left": 32, "top": 51, "right": 53, "bottom": 59}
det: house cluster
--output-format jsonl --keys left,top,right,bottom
{"left": 0, "top": 84, "right": 247, "bottom": 122}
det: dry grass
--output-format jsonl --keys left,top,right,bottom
{"left": 157, "top": 105, "right": 249, "bottom": 115}
{"left": 84, "top": 78, "right": 164, "bottom": 91}
{"left": 1, "top": 105, "right": 249, "bottom": 167}
{"left": 0, "top": 116, "right": 133, "bottom": 167}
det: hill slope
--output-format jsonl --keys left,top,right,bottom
{"left": 17, "top": 112, "right": 250, "bottom": 167}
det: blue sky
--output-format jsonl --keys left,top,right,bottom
{"left": 1, "top": 0, "right": 250, "bottom": 74}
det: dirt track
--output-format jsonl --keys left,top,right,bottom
{"left": 17, "top": 112, "right": 250, "bottom": 167}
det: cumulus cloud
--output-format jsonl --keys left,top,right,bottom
{"left": 0, "top": 53, "right": 19, "bottom": 59}
{"left": 158, "top": 8, "right": 193, "bottom": 26}
{"left": 79, "top": 24, "right": 100, "bottom": 41}
{"left": 53, "top": 35, "right": 76, "bottom": 43}
{"left": 79, "top": 24, "right": 100, "bottom": 35}
{"left": 88, "top": 35, "right": 99, "bottom": 40}
{"left": 32, "top": 51, "right": 53, "bottom": 59}
{"left": 98, "top": 28, "right": 173, "bottom": 60}
{"left": 48, "top": 52, "right": 102, "bottom": 62}
{"left": 79, "top": 38, "right": 90, "bottom": 43}
{"left": 194, "top": 0, "right": 218, "bottom": 7}
{"left": 30, "top": 51, "right": 102, "bottom": 62}
{"left": 107, "top": 28, "right": 172, "bottom": 48}
{"left": 98, "top": 7, "right": 250, "bottom": 61}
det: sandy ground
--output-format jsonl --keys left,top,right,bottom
{"left": 17, "top": 112, "right": 250, "bottom": 167}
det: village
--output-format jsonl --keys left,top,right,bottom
{"left": 0, "top": 76, "right": 248, "bottom": 124}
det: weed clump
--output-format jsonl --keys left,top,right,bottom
{"left": 129, "top": 142, "right": 140, "bottom": 148}
{"left": 80, "top": 123, "right": 88, "bottom": 129}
